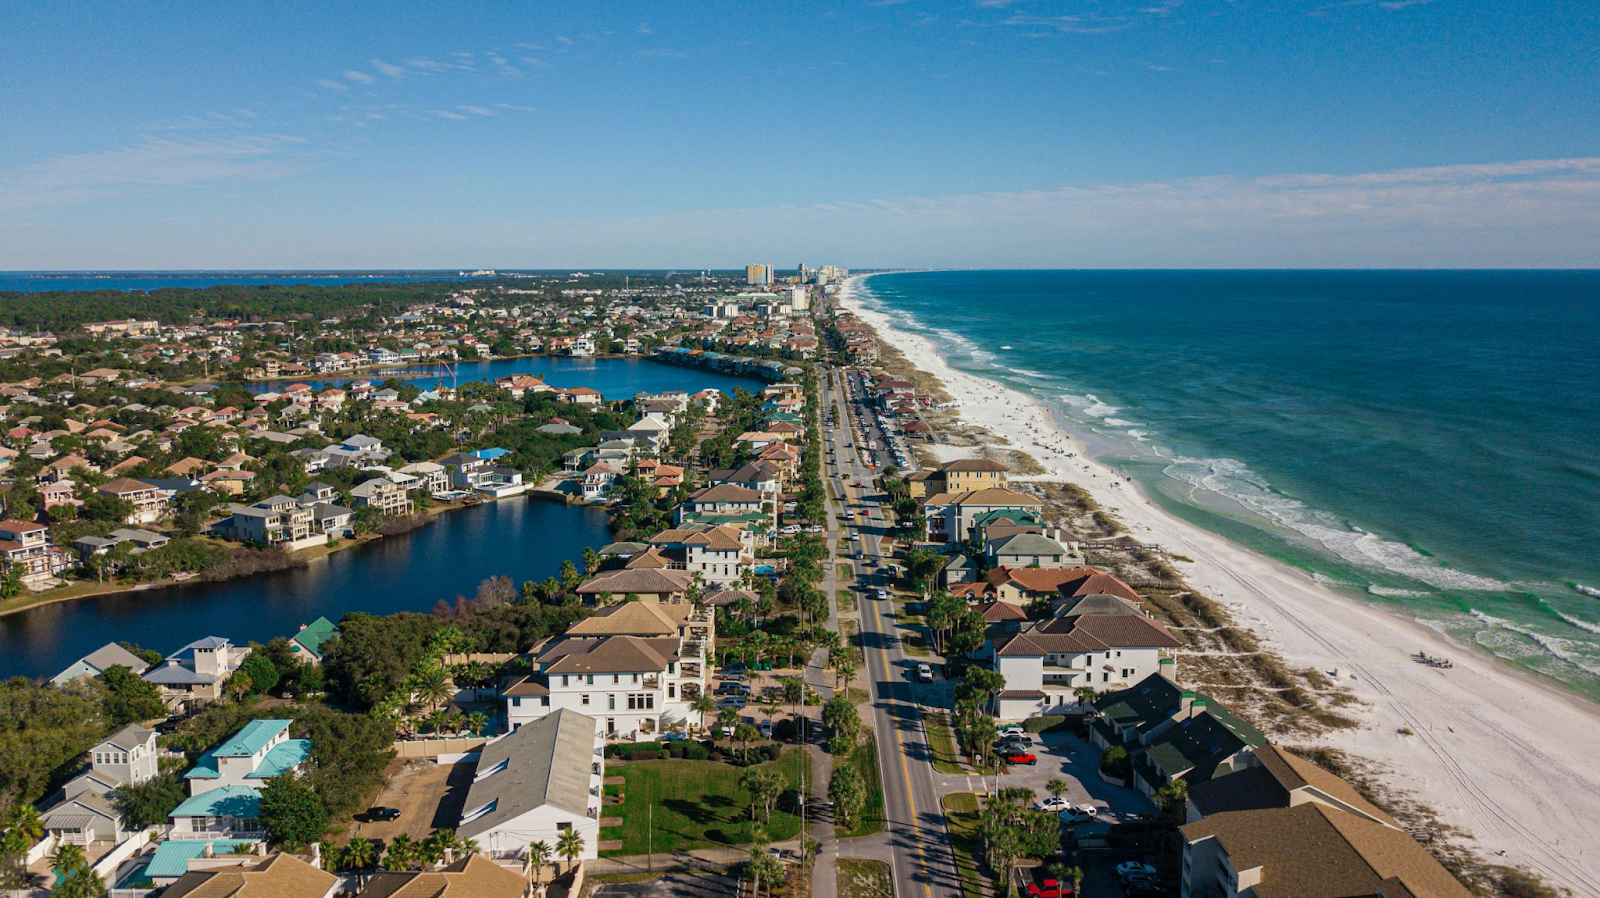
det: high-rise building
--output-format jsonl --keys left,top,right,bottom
{"left": 790, "top": 286, "right": 811, "bottom": 312}
{"left": 745, "top": 264, "right": 774, "bottom": 286}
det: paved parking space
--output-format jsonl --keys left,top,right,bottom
{"left": 588, "top": 871, "right": 741, "bottom": 897}
{"left": 957, "top": 729, "right": 1155, "bottom": 836}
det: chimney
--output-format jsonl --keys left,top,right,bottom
{"left": 1190, "top": 698, "right": 1208, "bottom": 720}
{"left": 1179, "top": 690, "right": 1196, "bottom": 714}
{"left": 203, "top": 843, "right": 215, "bottom": 858}
{"left": 1159, "top": 657, "right": 1178, "bottom": 682}
{"left": 256, "top": 841, "right": 267, "bottom": 856}
{"left": 443, "top": 847, "right": 454, "bottom": 866}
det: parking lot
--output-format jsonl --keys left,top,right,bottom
{"left": 588, "top": 871, "right": 740, "bottom": 898}
{"left": 982, "top": 728, "right": 1155, "bottom": 836}
{"left": 348, "top": 758, "right": 473, "bottom": 844}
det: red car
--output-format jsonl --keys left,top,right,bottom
{"left": 1027, "top": 878, "right": 1073, "bottom": 898}
{"left": 1002, "top": 750, "right": 1038, "bottom": 766}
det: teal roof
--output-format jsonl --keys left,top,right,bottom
{"left": 291, "top": 617, "right": 340, "bottom": 658}
{"left": 249, "top": 739, "right": 311, "bottom": 779}
{"left": 186, "top": 720, "right": 296, "bottom": 779}
{"left": 171, "top": 786, "right": 262, "bottom": 819}
{"left": 145, "top": 839, "right": 258, "bottom": 879}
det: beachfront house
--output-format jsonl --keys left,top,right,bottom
{"left": 1089, "top": 670, "right": 1267, "bottom": 797}
{"left": 990, "top": 601, "right": 1182, "bottom": 719}
{"left": 143, "top": 637, "right": 251, "bottom": 706}
{"left": 923, "top": 486, "right": 1043, "bottom": 546}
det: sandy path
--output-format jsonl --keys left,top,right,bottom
{"left": 840, "top": 276, "right": 1600, "bottom": 895}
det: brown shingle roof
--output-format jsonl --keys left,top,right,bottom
{"left": 161, "top": 852, "right": 337, "bottom": 898}
{"left": 359, "top": 854, "right": 530, "bottom": 898}
{"left": 543, "top": 636, "right": 679, "bottom": 675}
{"left": 566, "top": 601, "right": 684, "bottom": 637}
{"left": 576, "top": 568, "right": 693, "bottom": 595}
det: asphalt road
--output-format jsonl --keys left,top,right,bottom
{"left": 823, "top": 366, "right": 963, "bottom": 898}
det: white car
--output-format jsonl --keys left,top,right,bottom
{"left": 780, "top": 524, "right": 802, "bottom": 534}
{"left": 916, "top": 663, "right": 934, "bottom": 683}
{"left": 1117, "top": 862, "right": 1158, "bottom": 879}
{"left": 998, "top": 725, "right": 1026, "bottom": 739}
{"left": 1036, "top": 796, "right": 1071, "bottom": 813}
{"left": 1060, "top": 805, "right": 1099, "bottom": 824}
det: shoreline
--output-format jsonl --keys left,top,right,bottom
{"left": 0, "top": 489, "right": 576, "bottom": 620}
{"left": 839, "top": 273, "right": 1600, "bottom": 895}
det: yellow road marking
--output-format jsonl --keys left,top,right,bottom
{"left": 869, "top": 583, "right": 936, "bottom": 898}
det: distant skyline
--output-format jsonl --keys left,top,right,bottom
{"left": 3, "top": 1, "right": 1598, "bottom": 269}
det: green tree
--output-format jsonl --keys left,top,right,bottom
{"left": 99, "top": 664, "right": 167, "bottom": 725}
{"left": 236, "top": 653, "right": 281, "bottom": 696}
{"left": 258, "top": 773, "right": 328, "bottom": 845}
{"left": 829, "top": 764, "right": 866, "bottom": 831}
{"left": 51, "top": 842, "right": 104, "bottom": 898}
{"left": 341, "top": 837, "right": 377, "bottom": 872}
{"left": 691, "top": 693, "right": 717, "bottom": 733}
{"left": 115, "top": 771, "right": 187, "bottom": 827}
{"left": 556, "top": 828, "right": 585, "bottom": 869}
{"left": 527, "top": 839, "right": 551, "bottom": 883}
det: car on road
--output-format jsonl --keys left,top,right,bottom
{"left": 874, "top": 588, "right": 890, "bottom": 601}
{"left": 1002, "top": 750, "right": 1038, "bottom": 766}
{"left": 366, "top": 807, "right": 401, "bottom": 822}
{"left": 1116, "top": 862, "right": 1158, "bottom": 879}
{"left": 916, "top": 663, "right": 934, "bottom": 683}
{"left": 1059, "top": 805, "right": 1099, "bottom": 824}
{"left": 1035, "top": 796, "right": 1071, "bottom": 812}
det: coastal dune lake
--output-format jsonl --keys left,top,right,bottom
{"left": 0, "top": 357, "right": 765, "bottom": 679}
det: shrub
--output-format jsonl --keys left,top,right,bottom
{"left": 605, "top": 741, "right": 665, "bottom": 759}
{"left": 683, "top": 742, "right": 711, "bottom": 761}
{"left": 1101, "top": 745, "right": 1131, "bottom": 778}
{"left": 1023, "top": 715, "right": 1064, "bottom": 734}
{"left": 773, "top": 718, "right": 799, "bottom": 742}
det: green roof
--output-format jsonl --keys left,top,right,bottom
{"left": 249, "top": 739, "right": 311, "bottom": 779}
{"left": 145, "top": 839, "right": 258, "bottom": 879}
{"left": 171, "top": 785, "right": 261, "bottom": 819}
{"left": 291, "top": 617, "right": 340, "bottom": 658}
{"left": 186, "top": 720, "right": 298, "bottom": 780}
{"left": 1093, "top": 673, "right": 1185, "bottom": 733}
{"left": 1140, "top": 708, "right": 1267, "bottom": 786}
{"left": 973, "top": 508, "right": 1044, "bottom": 528}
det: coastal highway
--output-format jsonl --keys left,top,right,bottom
{"left": 822, "top": 365, "right": 963, "bottom": 898}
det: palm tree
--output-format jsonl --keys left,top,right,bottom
{"left": 384, "top": 833, "right": 417, "bottom": 871}
{"left": 1074, "top": 685, "right": 1098, "bottom": 711}
{"left": 1046, "top": 778, "right": 1069, "bottom": 803}
{"left": 691, "top": 694, "right": 717, "bottom": 733}
{"left": 527, "top": 839, "right": 551, "bottom": 883}
{"left": 342, "top": 837, "right": 376, "bottom": 872}
{"left": 836, "top": 656, "right": 857, "bottom": 692}
{"left": 464, "top": 711, "right": 489, "bottom": 736}
{"left": 556, "top": 829, "right": 584, "bottom": 870}
{"left": 717, "top": 707, "right": 740, "bottom": 738}
{"left": 416, "top": 665, "right": 453, "bottom": 713}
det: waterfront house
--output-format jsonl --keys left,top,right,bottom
{"left": 350, "top": 477, "right": 415, "bottom": 516}
{"left": 1180, "top": 799, "right": 1471, "bottom": 898}
{"left": 987, "top": 532, "right": 1076, "bottom": 570}
{"left": 441, "top": 451, "right": 494, "bottom": 490}
{"left": 645, "top": 524, "right": 753, "bottom": 586}
{"left": 456, "top": 709, "right": 604, "bottom": 861}
{"left": 0, "top": 518, "right": 72, "bottom": 584}
{"left": 1185, "top": 744, "right": 1400, "bottom": 828}
{"left": 1089, "top": 670, "right": 1267, "bottom": 797}
{"left": 289, "top": 617, "right": 340, "bottom": 666}
{"left": 396, "top": 460, "right": 449, "bottom": 494}
{"left": 216, "top": 495, "right": 319, "bottom": 547}
{"left": 575, "top": 568, "right": 694, "bottom": 604}
{"left": 96, "top": 477, "right": 171, "bottom": 525}
{"left": 582, "top": 462, "right": 623, "bottom": 502}
{"left": 923, "top": 486, "right": 1043, "bottom": 546}
{"left": 990, "top": 607, "right": 1182, "bottom": 719}
{"left": 51, "top": 643, "right": 150, "bottom": 685}
{"left": 907, "top": 457, "right": 1009, "bottom": 500}
{"left": 143, "top": 636, "right": 251, "bottom": 706}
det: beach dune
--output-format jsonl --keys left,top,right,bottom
{"left": 840, "top": 274, "right": 1600, "bottom": 897}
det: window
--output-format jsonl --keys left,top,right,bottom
{"left": 556, "top": 821, "right": 572, "bottom": 832}
{"left": 562, "top": 675, "right": 570, "bottom": 687}
{"left": 627, "top": 693, "right": 655, "bottom": 710}
{"left": 586, "top": 674, "right": 594, "bottom": 685}
{"left": 608, "top": 695, "right": 616, "bottom": 710}
{"left": 474, "top": 758, "right": 509, "bottom": 782}
{"left": 668, "top": 684, "right": 676, "bottom": 699}
{"left": 613, "top": 674, "right": 620, "bottom": 685}
{"left": 581, "top": 694, "right": 591, "bottom": 706}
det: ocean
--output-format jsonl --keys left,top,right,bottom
{"left": 851, "top": 270, "right": 1600, "bottom": 697}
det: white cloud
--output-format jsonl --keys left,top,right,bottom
{"left": 0, "top": 134, "right": 308, "bottom": 212}
{"left": 314, "top": 79, "right": 348, "bottom": 91}
{"left": 344, "top": 70, "right": 377, "bottom": 85}
{"left": 433, "top": 109, "right": 470, "bottom": 120}
{"left": 638, "top": 22, "right": 652, "bottom": 34}
{"left": 458, "top": 105, "right": 494, "bottom": 116}
{"left": 372, "top": 58, "right": 406, "bottom": 78}
{"left": 494, "top": 103, "right": 537, "bottom": 113}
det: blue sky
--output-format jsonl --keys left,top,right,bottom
{"left": 2, "top": 0, "right": 1597, "bottom": 268}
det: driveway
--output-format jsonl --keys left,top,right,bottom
{"left": 588, "top": 871, "right": 741, "bottom": 897}
{"left": 349, "top": 758, "right": 473, "bottom": 844}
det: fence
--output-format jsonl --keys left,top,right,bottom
{"left": 394, "top": 736, "right": 490, "bottom": 759}
{"left": 440, "top": 653, "right": 518, "bottom": 666}
{"left": 93, "top": 829, "right": 154, "bottom": 879}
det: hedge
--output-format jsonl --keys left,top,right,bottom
{"left": 606, "top": 741, "right": 665, "bottom": 758}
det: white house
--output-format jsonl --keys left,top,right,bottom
{"left": 990, "top": 601, "right": 1181, "bottom": 720}
{"left": 144, "top": 637, "right": 251, "bottom": 706}
{"left": 457, "top": 709, "right": 604, "bottom": 862}
{"left": 184, "top": 719, "right": 310, "bottom": 796}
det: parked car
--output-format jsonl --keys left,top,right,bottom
{"left": 721, "top": 666, "right": 748, "bottom": 681}
{"left": 661, "top": 731, "right": 691, "bottom": 742}
{"left": 367, "top": 807, "right": 401, "bottom": 822}
{"left": 717, "top": 695, "right": 748, "bottom": 709}
{"left": 1026, "top": 878, "right": 1071, "bottom": 898}
{"left": 1059, "top": 805, "right": 1098, "bottom": 824}
{"left": 1035, "top": 796, "right": 1071, "bottom": 812}
{"left": 1117, "top": 863, "right": 1158, "bottom": 879}
{"left": 760, "top": 718, "right": 774, "bottom": 738}
{"left": 1002, "top": 750, "right": 1038, "bottom": 766}
{"left": 916, "top": 663, "right": 934, "bottom": 683}
{"left": 716, "top": 681, "right": 751, "bottom": 696}
{"left": 1124, "top": 879, "right": 1161, "bottom": 897}
{"left": 998, "top": 725, "right": 1027, "bottom": 739}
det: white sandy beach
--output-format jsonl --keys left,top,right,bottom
{"left": 840, "top": 275, "right": 1600, "bottom": 896}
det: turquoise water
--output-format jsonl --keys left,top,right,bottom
{"left": 852, "top": 270, "right": 1600, "bottom": 696}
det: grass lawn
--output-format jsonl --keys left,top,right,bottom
{"left": 599, "top": 748, "right": 810, "bottom": 856}
{"left": 925, "top": 711, "right": 969, "bottom": 775}
{"left": 836, "top": 739, "right": 885, "bottom": 839}
{"left": 838, "top": 858, "right": 893, "bottom": 898}
{"left": 943, "top": 792, "right": 989, "bottom": 898}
